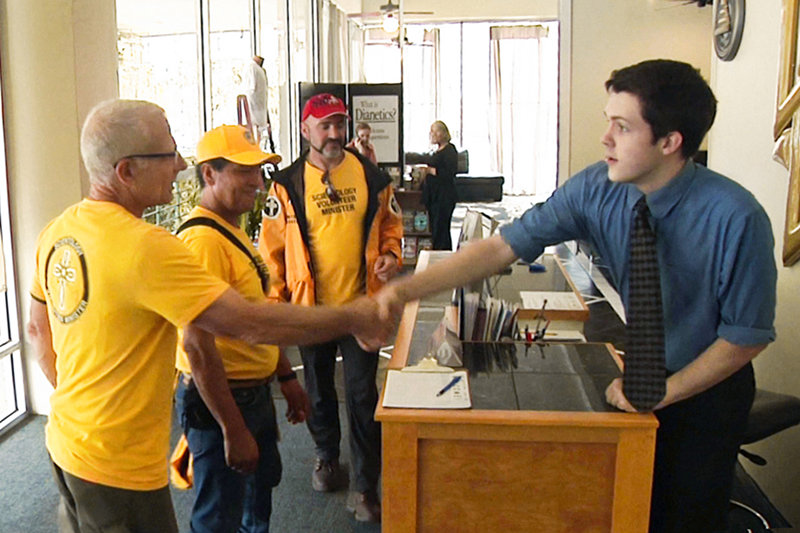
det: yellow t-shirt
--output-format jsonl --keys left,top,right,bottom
{"left": 30, "top": 199, "right": 230, "bottom": 490}
{"left": 175, "top": 206, "right": 279, "bottom": 379}
{"left": 304, "top": 151, "right": 367, "bottom": 305}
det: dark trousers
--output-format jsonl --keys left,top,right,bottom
{"left": 51, "top": 459, "right": 178, "bottom": 533}
{"left": 299, "top": 335, "right": 381, "bottom": 492}
{"left": 175, "top": 380, "right": 282, "bottom": 533}
{"left": 649, "top": 363, "right": 755, "bottom": 533}
{"left": 428, "top": 200, "right": 455, "bottom": 251}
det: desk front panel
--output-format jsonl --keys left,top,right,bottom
{"left": 379, "top": 253, "right": 656, "bottom": 532}
{"left": 381, "top": 419, "right": 656, "bottom": 533}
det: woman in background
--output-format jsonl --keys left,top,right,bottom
{"left": 347, "top": 121, "right": 378, "bottom": 165}
{"left": 406, "top": 120, "right": 458, "bottom": 250}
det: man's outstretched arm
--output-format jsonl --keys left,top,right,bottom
{"left": 192, "top": 291, "right": 391, "bottom": 350}
{"left": 376, "top": 234, "right": 518, "bottom": 320}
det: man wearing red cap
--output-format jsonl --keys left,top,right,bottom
{"left": 259, "top": 93, "right": 403, "bottom": 522}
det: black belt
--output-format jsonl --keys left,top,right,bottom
{"left": 180, "top": 372, "right": 269, "bottom": 389}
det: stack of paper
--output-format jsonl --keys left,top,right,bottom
{"left": 382, "top": 370, "right": 471, "bottom": 409}
{"left": 519, "top": 291, "right": 586, "bottom": 311}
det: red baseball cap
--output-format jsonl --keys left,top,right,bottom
{"left": 302, "top": 93, "right": 349, "bottom": 122}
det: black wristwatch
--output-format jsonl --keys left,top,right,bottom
{"left": 277, "top": 371, "right": 297, "bottom": 383}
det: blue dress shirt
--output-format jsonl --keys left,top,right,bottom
{"left": 500, "top": 161, "right": 777, "bottom": 371}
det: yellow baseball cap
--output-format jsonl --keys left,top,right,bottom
{"left": 196, "top": 125, "right": 281, "bottom": 166}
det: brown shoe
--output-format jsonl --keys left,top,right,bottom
{"left": 311, "top": 458, "right": 348, "bottom": 492}
{"left": 346, "top": 489, "right": 381, "bottom": 523}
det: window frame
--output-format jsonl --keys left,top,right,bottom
{"left": 0, "top": 63, "right": 28, "bottom": 435}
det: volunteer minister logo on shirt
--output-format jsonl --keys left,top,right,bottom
{"left": 45, "top": 237, "right": 89, "bottom": 324}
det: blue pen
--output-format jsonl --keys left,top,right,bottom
{"left": 436, "top": 375, "right": 462, "bottom": 397}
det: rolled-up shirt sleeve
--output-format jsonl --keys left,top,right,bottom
{"left": 716, "top": 204, "right": 777, "bottom": 347}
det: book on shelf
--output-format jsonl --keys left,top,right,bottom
{"left": 402, "top": 212, "right": 415, "bottom": 233}
{"left": 402, "top": 237, "right": 418, "bottom": 260}
{"left": 413, "top": 211, "right": 429, "bottom": 233}
{"left": 458, "top": 289, "right": 518, "bottom": 343}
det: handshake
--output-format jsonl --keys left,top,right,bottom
{"left": 345, "top": 283, "right": 409, "bottom": 352}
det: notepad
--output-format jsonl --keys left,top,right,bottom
{"left": 519, "top": 291, "right": 586, "bottom": 311}
{"left": 382, "top": 370, "right": 471, "bottom": 409}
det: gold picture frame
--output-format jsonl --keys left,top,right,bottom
{"left": 776, "top": 0, "right": 800, "bottom": 265}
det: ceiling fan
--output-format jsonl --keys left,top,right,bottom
{"left": 654, "top": 0, "right": 711, "bottom": 7}
{"left": 348, "top": 0, "right": 433, "bottom": 31}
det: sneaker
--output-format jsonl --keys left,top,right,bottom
{"left": 311, "top": 458, "right": 348, "bottom": 492}
{"left": 346, "top": 489, "right": 381, "bottom": 523}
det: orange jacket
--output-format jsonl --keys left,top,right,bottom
{"left": 257, "top": 149, "right": 403, "bottom": 306}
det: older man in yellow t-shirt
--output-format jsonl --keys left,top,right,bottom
{"left": 27, "top": 99, "right": 390, "bottom": 533}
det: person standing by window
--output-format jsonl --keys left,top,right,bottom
{"left": 243, "top": 55, "right": 270, "bottom": 150}
{"left": 406, "top": 120, "right": 458, "bottom": 250}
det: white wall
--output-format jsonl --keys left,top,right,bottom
{"left": 708, "top": 1, "right": 800, "bottom": 525}
{"left": 567, "top": 0, "right": 712, "bottom": 176}
{"left": 0, "top": 0, "right": 118, "bottom": 414}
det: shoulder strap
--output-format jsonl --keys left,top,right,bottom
{"left": 176, "top": 217, "right": 269, "bottom": 292}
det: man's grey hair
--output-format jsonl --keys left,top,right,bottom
{"left": 80, "top": 99, "right": 166, "bottom": 184}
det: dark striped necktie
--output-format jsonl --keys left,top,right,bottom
{"left": 624, "top": 197, "right": 667, "bottom": 412}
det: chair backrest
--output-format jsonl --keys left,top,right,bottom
{"left": 457, "top": 150, "right": 469, "bottom": 174}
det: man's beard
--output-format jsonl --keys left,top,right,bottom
{"left": 313, "top": 138, "right": 344, "bottom": 160}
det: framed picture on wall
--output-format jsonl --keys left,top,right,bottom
{"left": 775, "top": 0, "right": 800, "bottom": 265}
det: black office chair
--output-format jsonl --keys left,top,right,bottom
{"left": 728, "top": 389, "right": 800, "bottom": 532}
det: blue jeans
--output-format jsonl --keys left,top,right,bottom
{"left": 175, "top": 379, "right": 282, "bottom": 533}
{"left": 299, "top": 335, "right": 381, "bottom": 493}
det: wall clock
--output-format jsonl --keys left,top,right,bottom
{"left": 714, "top": 0, "right": 745, "bottom": 61}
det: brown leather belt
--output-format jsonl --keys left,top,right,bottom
{"left": 180, "top": 373, "right": 269, "bottom": 389}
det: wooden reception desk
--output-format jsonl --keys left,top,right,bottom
{"left": 375, "top": 252, "right": 658, "bottom": 533}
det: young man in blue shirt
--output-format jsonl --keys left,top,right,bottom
{"left": 376, "top": 59, "right": 777, "bottom": 533}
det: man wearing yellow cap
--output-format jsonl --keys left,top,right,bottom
{"left": 258, "top": 93, "right": 403, "bottom": 523}
{"left": 27, "top": 100, "right": 391, "bottom": 533}
{"left": 174, "top": 124, "right": 306, "bottom": 533}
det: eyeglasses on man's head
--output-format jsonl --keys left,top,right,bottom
{"left": 114, "top": 150, "right": 183, "bottom": 169}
